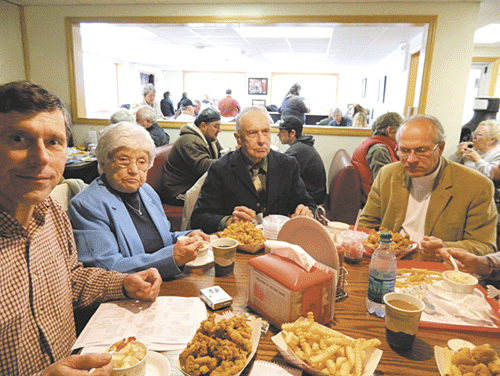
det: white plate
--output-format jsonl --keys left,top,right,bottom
{"left": 277, "top": 216, "right": 339, "bottom": 272}
{"left": 146, "top": 351, "right": 171, "bottom": 376}
{"left": 185, "top": 250, "right": 214, "bottom": 267}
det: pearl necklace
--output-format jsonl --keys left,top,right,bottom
{"left": 124, "top": 199, "right": 142, "bottom": 215}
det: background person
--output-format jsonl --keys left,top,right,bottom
{"left": 136, "top": 105, "right": 170, "bottom": 147}
{"left": 160, "top": 91, "right": 175, "bottom": 117}
{"left": 352, "top": 112, "right": 368, "bottom": 127}
{"left": 279, "top": 83, "right": 310, "bottom": 122}
{"left": 328, "top": 108, "right": 352, "bottom": 127}
{"left": 110, "top": 108, "right": 135, "bottom": 124}
{"left": 440, "top": 248, "right": 500, "bottom": 281}
{"left": 175, "top": 99, "right": 196, "bottom": 122}
{"left": 0, "top": 81, "right": 161, "bottom": 375}
{"left": 130, "top": 83, "right": 163, "bottom": 119}
{"left": 162, "top": 108, "right": 223, "bottom": 206}
{"left": 68, "top": 122, "right": 209, "bottom": 279}
{"left": 218, "top": 89, "right": 241, "bottom": 119}
{"left": 191, "top": 106, "right": 316, "bottom": 234}
{"left": 352, "top": 112, "right": 402, "bottom": 203}
{"left": 448, "top": 119, "right": 500, "bottom": 178}
{"left": 277, "top": 115, "right": 326, "bottom": 205}
{"left": 359, "top": 114, "right": 497, "bottom": 258}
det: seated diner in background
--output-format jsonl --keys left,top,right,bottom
{"left": 0, "top": 81, "right": 161, "bottom": 375}
{"left": 359, "top": 114, "right": 497, "bottom": 258}
{"left": 351, "top": 112, "right": 403, "bottom": 203}
{"left": 448, "top": 119, "right": 500, "bottom": 178}
{"left": 279, "top": 83, "right": 310, "bottom": 122}
{"left": 68, "top": 122, "right": 210, "bottom": 279}
{"left": 440, "top": 248, "right": 500, "bottom": 281}
{"left": 191, "top": 106, "right": 316, "bottom": 234}
{"left": 328, "top": 108, "right": 352, "bottom": 127}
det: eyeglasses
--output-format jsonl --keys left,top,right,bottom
{"left": 472, "top": 132, "right": 484, "bottom": 138}
{"left": 396, "top": 143, "right": 440, "bottom": 158}
{"left": 113, "top": 156, "right": 149, "bottom": 171}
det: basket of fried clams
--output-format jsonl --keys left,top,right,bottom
{"left": 179, "top": 314, "right": 260, "bottom": 376}
{"left": 217, "top": 222, "right": 265, "bottom": 254}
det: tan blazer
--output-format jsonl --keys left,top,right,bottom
{"left": 359, "top": 158, "right": 497, "bottom": 255}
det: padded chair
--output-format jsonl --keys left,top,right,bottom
{"left": 146, "top": 144, "right": 183, "bottom": 231}
{"left": 323, "top": 149, "right": 362, "bottom": 225}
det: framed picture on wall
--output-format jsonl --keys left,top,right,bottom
{"left": 252, "top": 99, "right": 266, "bottom": 106}
{"left": 248, "top": 78, "right": 268, "bottom": 95}
{"left": 378, "top": 76, "right": 387, "bottom": 103}
{"left": 361, "top": 78, "right": 367, "bottom": 98}
{"left": 140, "top": 72, "right": 155, "bottom": 86}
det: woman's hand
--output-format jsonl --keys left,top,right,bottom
{"left": 173, "top": 236, "right": 202, "bottom": 266}
{"left": 439, "top": 248, "right": 490, "bottom": 277}
{"left": 187, "top": 230, "right": 210, "bottom": 242}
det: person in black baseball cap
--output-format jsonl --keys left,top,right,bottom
{"left": 277, "top": 115, "right": 327, "bottom": 205}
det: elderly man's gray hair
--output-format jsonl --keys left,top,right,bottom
{"left": 95, "top": 122, "right": 155, "bottom": 174}
{"left": 137, "top": 106, "right": 157, "bottom": 122}
{"left": 396, "top": 114, "right": 447, "bottom": 144}
{"left": 142, "top": 84, "right": 156, "bottom": 97}
{"left": 234, "top": 106, "right": 272, "bottom": 133}
{"left": 333, "top": 108, "right": 342, "bottom": 116}
{"left": 110, "top": 109, "right": 135, "bottom": 124}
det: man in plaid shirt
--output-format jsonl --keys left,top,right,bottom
{"left": 0, "top": 81, "right": 162, "bottom": 376}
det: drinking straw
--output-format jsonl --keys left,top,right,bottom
{"left": 353, "top": 209, "right": 362, "bottom": 232}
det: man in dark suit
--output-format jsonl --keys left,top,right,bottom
{"left": 191, "top": 106, "right": 316, "bottom": 234}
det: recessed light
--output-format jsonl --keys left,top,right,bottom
{"left": 474, "top": 24, "right": 500, "bottom": 44}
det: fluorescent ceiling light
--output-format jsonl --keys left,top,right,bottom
{"left": 263, "top": 52, "right": 326, "bottom": 62}
{"left": 235, "top": 26, "right": 332, "bottom": 39}
{"left": 474, "top": 24, "right": 500, "bottom": 44}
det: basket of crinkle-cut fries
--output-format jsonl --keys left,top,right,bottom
{"left": 272, "top": 312, "right": 383, "bottom": 376}
{"left": 217, "top": 222, "right": 265, "bottom": 253}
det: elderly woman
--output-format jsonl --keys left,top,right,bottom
{"left": 449, "top": 120, "right": 500, "bottom": 178}
{"left": 351, "top": 112, "right": 403, "bottom": 203}
{"left": 68, "top": 122, "right": 209, "bottom": 279}
{"left": 131, "top": 84, "right": 163, "bottom": 119}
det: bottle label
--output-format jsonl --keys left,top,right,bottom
{"left": 367, "top": 275, "right": 395, "bottom": 304}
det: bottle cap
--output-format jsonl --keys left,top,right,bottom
{"left": 380, "top": 232, "right": 392, "bottom": 242}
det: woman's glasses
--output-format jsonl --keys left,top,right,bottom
{"left": 113, "top": 156, "right": 149, "bottom": 171}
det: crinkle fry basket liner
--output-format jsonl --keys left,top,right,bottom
{"left": 271, "top": 327, "right": 383, "bottom": 376}
{"left": 177, "top": 314, "right": 262, "bottom": 376}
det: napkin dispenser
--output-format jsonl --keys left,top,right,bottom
{"left": 247, "top": 253, "right": 333, "bottom": 328}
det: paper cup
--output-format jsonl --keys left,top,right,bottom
{"left": 383, "top": 292, "right": 425, "bottom": 351}
{"left": 211, "top": 238, "right": 238, "bottom": 276}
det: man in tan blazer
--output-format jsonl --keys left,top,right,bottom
{"left": 359, "top": 114, "right": 497, "bottom": 257}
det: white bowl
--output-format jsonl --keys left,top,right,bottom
{"left": 110, "top": 340, "right": 148, "bottom": 376}
{"left": 442, "top": 270, "right": 478, "bottom": 294}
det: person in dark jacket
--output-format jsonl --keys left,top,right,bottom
{"left": 328, "top": 108, "right": 352, "bottom": 127}
{"left": 161, "top": 107, "right": 223, "bottom": 205}
{"left": 160, "top": 91, "right": 175, "bottom": 117}
{"left": 136, "top": 106, "right": 170, "bottom": 147}
{"left": 191, "top": 106, "right": 315, "bottom": 234}
{"left": 277, "top": 115, "right": 326, "bottom": 205}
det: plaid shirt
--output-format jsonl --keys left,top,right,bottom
{"left": 0, "top": 197, "right": 127, "bottom": 376}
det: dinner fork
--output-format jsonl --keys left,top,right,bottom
{"left": 222, "top": 311, "right": 235, "bottom": 319}
{"left": 487, "top": 285, "right": 500, "bottom": 299}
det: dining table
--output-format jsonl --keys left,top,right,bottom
{"left": 162, "top": 248, "right": 500, "bottom": 376}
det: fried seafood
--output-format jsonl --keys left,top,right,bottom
{"left": 364, "top": 227, "right": 411, "bottom": 255}
{"left": 444, "top": 344, "right": 500, "bottom": 376}
{"left": 179, "top": 314, "right": 252, "bottom": 376}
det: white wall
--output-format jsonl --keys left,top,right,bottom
{"left": 0, "top": 1, "right": 25, "bottom": 83}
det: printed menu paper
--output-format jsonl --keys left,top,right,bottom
{"left": 72, "top": 296, "right": 207, "bottom": 351}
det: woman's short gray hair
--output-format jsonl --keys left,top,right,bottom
{"left": 96, "top": 122, "right": 156, "bottom": 173}
{"left": 478, "top": 119, "right": 500, "bottom": 143}
{"left": 396, "top": 114, "right": 447, "bottom": 144}
{"left": 142, "top": 84, "right": 156, "bottom": 97}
